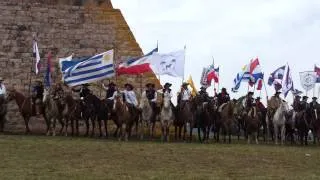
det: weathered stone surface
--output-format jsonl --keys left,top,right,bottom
{"left": 0, "top": 0, "right": 160, "bottom": 132}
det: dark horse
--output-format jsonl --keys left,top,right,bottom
{"left": 295, "top": 108, "right": 313, "bottom": 145}
{"left": 175, "top": 100, "right": 193, "bottom": 141}
{"left": 7, "top": 89, "right": 45, "bottom": 133}
{"left": 60, "top": 94, "right": 82, "bottom": 136}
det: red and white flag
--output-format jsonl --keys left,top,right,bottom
{"left": 33, "top": 40, "right": 41, "bottom": 74}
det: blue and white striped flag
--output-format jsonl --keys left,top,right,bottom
{"left": 62, "top": 50, "right": 115, "bottom": 87}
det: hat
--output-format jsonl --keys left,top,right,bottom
{"left": 200, "top": 86, "right": 207, "bottom": 90}
{"left": 221, "top": 87, "right": 227, "bottom": 92}
{"left": 275, "top": 91, "right": 281, "bottom": 95}
{"left": 0, "top": 77, "right": 3, "bottom": 81}
{"left": 164, "top": 83, "right": 172, "bottom": 88}
{"left": 145, "top": 83, "right": 155, "bottom": 88}
{"left": 302, "top": 96, "right": 308, "bottom": 100}
{"left": 125, "top": 83, "right": 134, "bottom": 90}
{"left": 108, "top": 82, "right": 116, "bottom": 87}
{"left": 312, "top": 97, "right": 317, "bottom": 100}
{"left": 182, "top": 82, "right": 189, "bottom": 87}
{"left": 295, "top": 95, "right": 301, "bottom": 99}
{"left": 248, "top": 91, "right": 254, "bottom": 95}
{"left": 255, "top": 97, "right": 261, "bottom": 100}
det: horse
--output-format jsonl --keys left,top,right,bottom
{"left": 113, "top": 92, "right": 135, "bottom": 141}
{"left": 139, "top": 92, "right": 153, "bottom": 140}
{"left": 59, "top": 94, "right": 82, "bottom": 136}
{"left": 233, "top": 96, "right": 247, "bottom": 141}
{"left": 311, "top": 104, "right": 320, "bottom": 144}
{"left": 160, "top": 92, "right": 174, "bottom": 142}
{"left": 243, "top": 107, "right": 260, "bottom": 144}
{"left": 7, "top": 89, "right": 45, "bottom": 134}
{"left": 96, "top": 99, "right": 109, "bottom": 138}
{"left": 219, "top": 101, "right": 236, "bottom": 143}
{"left": 193, "top": 95, "right": 212, "bottom": 143}
{"left": 43, "top": 89, "right": 62, "bottom": 136}
{"left": 176, "top": 99, "right": 194, "bottom": 142}
{"left": 0, "top": 95, "right": 7, "bottom": 132}
{"left": 272, "top": 101, "right": 289, "bottom": 145}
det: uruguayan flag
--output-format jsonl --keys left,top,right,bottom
{"left": 62, "top": 50, "right": 115, "bottom": 87}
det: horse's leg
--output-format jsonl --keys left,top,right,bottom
{"left": 174, "top": 125, "right": 177, "bottom": 140}
{"left": 98, "top": 119, "right": 103, "bottom": 137}
{"left": 124, "top": 123, "right": 128, "bottom": 142}
{"left": 24, "top": 116, "right": 31, "bottom": 134}
{"left": 189, "top": 123, "right": 193, "bottom": 142}
{"left": 255, "top": 132, "right": 259, "bottom": 144}
{"left": 64, "top": 118, "right": 69, "bottom": 136}
{"left": 104, "top": 120, "right": 108, "bottom": 138}
{"left": 274, "top": 125, "right": 278, "bottom": 145}
{"left": 85, "top": 118, "right": 89, "bottom": 137}
{"left": 281, "top": 125, "right": 285, "bottom": 145}
{"left": 166, "top": 122, "right": 170, "bottom": 142}
{"left": 118, "top": 123, "right": 123, "bottom": 141}
{"left": 52, "top": 118, "right": 57, "bottom": 136}
{"left": 228, "top": 129, "right": 231, "bottom": 144}
{"left": 91, "top": 117, "right": 95, "bottom": 137}
{"left": 140, "top": 120, "right": 144, "bottom": 140}
{"left": 71, "top": 118, "right": 75, "bottom": 136}
{"left": 59, "top": 117, "right": 64, "bottom": 135}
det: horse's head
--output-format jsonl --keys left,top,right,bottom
{"left": 280, "top": 101, "right": 289, "bottom": 113}
{"left": 163, "top": 92, "right": 171, "bottom": 109}
{"left": 113, "top": 91, "right": 125, "bottom": 111}
{"left": 139, "top": 93, "right": 149, "bottom": 109}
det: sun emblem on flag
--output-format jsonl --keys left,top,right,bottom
{"left": 103, "top": 53, "right": 112, "bottom": 64}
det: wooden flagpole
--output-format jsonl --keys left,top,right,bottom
{"left": 182, "top": 45, "right": 186, "bottom": 84}
{"left": 29, "top": 34, "right": 37, "bottom": 96}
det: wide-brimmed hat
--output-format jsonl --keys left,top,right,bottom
{"left": 295, "top": 95, "right": 301, "bottom": 99}
{"left": 255, "top": 97, "right": 261, "bottom": 100}
{"left": 275, "top": 91, "right": 281, "bottom": 95}
{"left": 164, "top": 83, "right": 172, "bottom": 88}
{"left": 182, "top": 82, "right": 189, "bottom": 87}
{"left": 145, "top": 83, "right": 155, "bottom": 88}
{"left": 302, "top": 96, "right": 308, "bottom": 100}
{"left": 124, "top": 83, "right": 134, "bottom": 90}
{"left": 108, "top": 82, "right": 116, "bottom": 87}
{"left": 200, "top": 86, "right": 207, "bottom": 90}
{"left": 312, "top": 97, "right": 318, "bottom": 100}
{"left": 248, "top": 91, "right": 254, "bottom": 95}
{"left": 221, "top": 87, "right": 227, "bottom": 92}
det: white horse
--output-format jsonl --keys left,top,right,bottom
{"left": 272, "top": 101, "right": 289, "bottom": 145}
{"left": 160, "top": 92, "right": 174, "bottom": 142}
{"left": 139, "top": 92, "right": 153, "bottom": 140}
{"left": 43, "top": 89, "right": 60, "bottom": 136}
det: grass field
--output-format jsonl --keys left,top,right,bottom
{"left": 0, "top": 135, "right": 320, "bottom": 180}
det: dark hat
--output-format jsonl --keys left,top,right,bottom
{"left": 124, "top": 83, "right": 134, "bottom": 90}
{"left": 255, "top": 97, "right": 261, "bottom": 100}
{"left": 312, "top": 97, "right": 317, "bottom": 100}
{"left": 248, "top": 91, "right": 254, "bottom": 95}
{"left": 108, "top": 82, "right": 116, "bottom": 87}
{"left": 295, "top": 95, "right": 301, "bottom": 99}
{"left": 82, "top": 83, "right": 90, "bottom": 87}
{"left": 302, "top": 96, "right": 308, "bottom": 100}
{"left": 275, "top": 91, "right": 281, "bottom": 95}
{"left": 222, "top": 87, "right": 226, "bottom": 91}
{"left": 200, "top": 86, "right": 207, "bottom": 90}
{"left": 164, "top": 83, "right": 172, "bottom": 88}
{"left": 145, "top": 83, "right": 155, "bottom": 88}
{"left": 182, "top": 82, "right": 189, "bottom": 86}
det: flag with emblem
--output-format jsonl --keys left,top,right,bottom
{"left": 62, "top": 50, "right": 115, "bottom": 87}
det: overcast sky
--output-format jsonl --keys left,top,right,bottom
{"left": 112, "top": 0, "right": 320, "bottom": 103}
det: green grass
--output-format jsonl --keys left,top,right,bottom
{"left": 0, "top": 135, "right": 319, "bottom": 180}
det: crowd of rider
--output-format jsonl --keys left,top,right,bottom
{"left": 0, "top": 76, "right": 319, "bottom": 118}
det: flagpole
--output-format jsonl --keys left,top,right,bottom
{"left": 29, "top": 34, "right": 36, "bottom": 96}
{"left": 262, "top": 79, "right": 269, "bottom": 99}
{"left": 113, "top": 42, "right": 118, "bottom": 85}
{"left": 182, "top": 45, "right": 186, "bottom": 83}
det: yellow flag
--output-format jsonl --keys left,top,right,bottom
{"left": 187, "top": 75, "right": 197, "bottom": 97}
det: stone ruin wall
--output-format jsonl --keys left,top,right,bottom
{"left": 0, "top": 0, "right": 160, "bottom": 132}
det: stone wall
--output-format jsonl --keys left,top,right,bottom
{"left": 0, "top": 0, "right": 160, "bottom": 132}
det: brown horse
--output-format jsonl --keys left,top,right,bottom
{"left": 59, "top": 94, "right": 82, "bottom": 136}
{"left": 113, "top": 92, "right": 135, "bottom": 141}
{"left": 219, "top": 101, "right": 236, "bottom": 143}
{"left": 7, "top": 89, "right": 44, "bottom": 134}
{"left": 176, "top": 100, "right": 193, "bottom": 141}
{"left": 244, "top": 107, "right": 260, "bottom": 144}
{"left": 0, "top": 96, "right": 7, "bottom": 132}
{"left": 311, "top": 105, "right": 320, "bottom": 144}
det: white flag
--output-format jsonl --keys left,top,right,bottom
{"left": 150, "top": 50, "right": 185, "bottom": 77}
{"left": 33, "top": 40, "right": 40, "bottom": 74}
{"left": 281, "top": 64, "right": 293, "bottom": 98}
{"left": 299, "top": 71, "right": 317, "bottom": 91}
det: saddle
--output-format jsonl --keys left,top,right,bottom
{"left": 218, "top": 103, "right": 227, "bottom": 112}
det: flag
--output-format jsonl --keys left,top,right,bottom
{"left": 256, "top": 73, "right": 264, "bottom": 91}
{"left": 207, "top": 65, "right": 219, "bottom": 83}
{"left": 292, "top": 89, "right": 303, "bottom": 96}
{"left": 232, "top": 59, "right": 263, "bottom": 91}
{"left": 62, "top": 50, "right": 115, "bottom": 87}
{"left": 299, "top": 71, "right": 317, "bottom": 91}
{"left": 59, "top": 55, "right": 73, "bottom": 72}
{"left": 33, "top": 40, "right": 41, "bottom": 74}
{"left": 187, "top": 75, "right": 197, "bottom": 97}
{"left": 44, "top": 52, "right": 52, "bottom": 88}
{"left": 151, "top": 49, "right": 185, "bottom": 77}
{"left": 268, "top": 65, "right": 286, "bottom": 90}
{"left": 281, "top": 64, "right": 293, "bottom": 98}
{"left": 315, "top": 65, "right": 320, "bottom": 83}
{"left": 117, "top": 48, "right": 158, "bottom": 75}
{"left": 200, "top": 67, "right": 209, "bottom": 87}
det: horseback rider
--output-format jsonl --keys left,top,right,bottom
{"left": 0, "top": 77, "right": 6, "bottom": 100}
{"left": 160, "top": 82, "right": 173, "bottom": 99}
{"left": 244, "top": 91, "right": 254, "bottom": 112}
{"left": 255, "top": 97, "right": 266, "bottom": 112}
{"left": 198, "top": 86, "right": 210, "bottom": 102}
{"left": 216, "top": 87, "right": 230, "bottom": 106}
{"left": 300, "top": 96, "right": 309, "bottom": 111}
{"left": 52, "top": 83, "right": 64, "bottom": 100}
{"left": 102, "top": 82, "right": 117, "bottom": 110}
{"left": 177, "top": 82, "right": 191, "bottom": 110}
{"left": 72, "top": 84, "right": 91, "bottom": 100}
{"left": 143, "top": 83, "right": 157, "bottom": 119}
{"left": 310, "top": 97, "right": 319, "bottom": 110}
{"left": 293, "top": 95, "right": 301, "bottom": 111}
{"left": 267, "top": 91, "right": 282, "bottom": 117}
{"left": 32, "top": 80, "right": 44, "bottom": 115}
{"left": 123, "top": 83, "right": 138, "bottom": 115}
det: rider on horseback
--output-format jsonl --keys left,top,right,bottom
{"left": 143, "top": 83, "right": 157, "bottom": 120}
{"left": 72, "top": 84, "right": 91, "bottom": 100}
{"left": 103, "top": 82, "right": 117, "bottom": 109}
{"left": 198, "top": 86, "right": 210, "bottom": 102}
{"left": 0, "top": 77, "right": 6, "bottom": 100}
{"left": 267, "top": 91, "right": 282, "bottom": 118}
{"left": 123, "top": 83, "right": 138, "bottom": 116}
{"left": 310, "top": 97, "right": 319, "bottom": 110}
{"left": 32, "top": 80, "right": 44, "bottom": 115}
{"left": 293, "top": 95, "right": 301, "bottom": 111}
{"left": 177, "top": 82, "right": 191, "bottom": 110}
{"left": 244, "top": 91, "right": 254, "bottom": 113}
{"left": 216, "top": 87, "right": 230, "bottom": 107}
{"left": 300, "top": 96, "right": 309, "bottom": 111}
{"left": 255, "top": 97, "right": 266, "bottom": 111}
{"left": 52, "top": 83, "right": 64, "bottom": 100}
